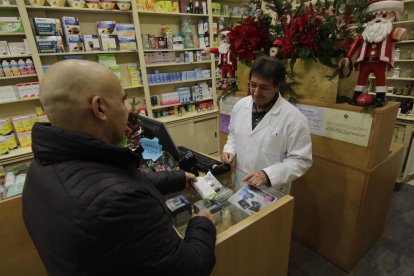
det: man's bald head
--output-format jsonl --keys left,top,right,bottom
{"left": 40, "top": 60, "right": 128, "bottom": 144}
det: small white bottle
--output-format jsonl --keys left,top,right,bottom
{"left": 25, "top": 59, "right": 35, "bottom": 74}
{"left": 394, "top": 48, "right": 401, "bottom": 60}
{"left": 392, "top": 66, "right": 401, "bottom": 78}
{"left": 201, "top": 1, "right": 207, "bottom": 14}
{"left": 2, "top": 60, "right": 12, "bottom": 77}
{"left": 18, "top": 59, "right": 27, "bottom": 75}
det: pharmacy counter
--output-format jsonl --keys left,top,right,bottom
{"left": 0, "top": 170, "right": 293, "bottom": 276}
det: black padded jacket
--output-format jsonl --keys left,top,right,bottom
{"left": 22, "top": 123, "right": 216, "bottom": 276}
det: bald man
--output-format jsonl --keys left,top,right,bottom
{"left": 22, "top": 60, "right": 216, "bottom": 276}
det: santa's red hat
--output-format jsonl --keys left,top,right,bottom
{"left": 366, "top": 0, "right": 404, "bottom": 17}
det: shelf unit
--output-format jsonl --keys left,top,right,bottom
{"left": 0, "top": 0, "right": 228, "bottom": 166}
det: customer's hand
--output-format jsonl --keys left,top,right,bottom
{"left": 184, "top": 172, "right": 197, "bottom": 190}
{"left": 221, "top": 152, "right": 234, "bottom": 164}
{"left": 195, "top": 209, "right": 215, "bottom": 225}
{"left": 243, "top": 170, "right": 268, "bottom": 187}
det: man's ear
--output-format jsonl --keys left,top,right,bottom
{"left": 91, "top": 96, "right": 107, "bottom": 121}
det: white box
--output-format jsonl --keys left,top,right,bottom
{"left": 23, "top": 39, "right": 31, "bottom": 54}
{"left": 0, "top": 41, "right": 10, "bottom": 56}
{"left": 7, "top": 42, "right": 25, "bottom": 55}
{"left": 100, "top": 35, "right": 118, "bottom": 51}
{"left": 0, "top": 85, "right": 18, "bottom": 102}
{"left": 83, "top": 35, "right": 100, "bottom": 51}
{"left": 67, "top": 35, "right": 84, "bottom": 52}
{"left": 97, "top": 21, "right": 116, "bottom": 35}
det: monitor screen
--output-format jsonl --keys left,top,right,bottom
{"left": 137, "top": 114, "right": 181, "bottom": 162}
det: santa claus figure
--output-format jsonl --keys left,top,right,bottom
{"left": 339, "top": 0, "right": 407, "bottom": 107}
{"left": 204, "top": 30, "right": 237, "bottom": 90}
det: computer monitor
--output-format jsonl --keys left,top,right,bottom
{"left": 137, "top": 114, "right": 181, "bottom": 162}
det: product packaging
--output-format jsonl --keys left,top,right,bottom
{"left": 83, "top": 35, "right": 101, "bottom": 51}
{"left": 33, "top": 18, "right": 62, "bottom": 36}
{"left": 0, "top": 17, "right": 24, "bottom": 34}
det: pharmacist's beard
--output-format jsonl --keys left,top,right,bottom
{"left": 362, "top": 18, "right": 393, "bottom": 43}
{"left": 219, "top": 43, "right": 229, "bottom": 54}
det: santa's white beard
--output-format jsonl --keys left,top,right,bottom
{"left": 362, "top": 18, "right": 393, "bottom": 43}
{"left": 218, "top": 43, "right": 229, "bottom": 54}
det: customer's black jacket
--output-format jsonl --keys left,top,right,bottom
{"left": 22, "top": 123, "right": 216, "bottom": 276}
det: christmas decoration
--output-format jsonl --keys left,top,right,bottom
{"left": 356, "top": 93, "right": 374, "bottom": 107}
{"left": 338, "top": 0, "right": 407, "bottom": 107}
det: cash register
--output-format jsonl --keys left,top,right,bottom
{"left": 137, "top": 114, "right": 230, "bottom": 176}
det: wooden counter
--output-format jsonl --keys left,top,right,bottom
{"left": 0, "top": 178, "right": 294, "bottom": 276}
{"left": 291, "top": 100, "right": 404, "bottom": 272}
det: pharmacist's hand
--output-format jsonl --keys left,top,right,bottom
{"left": 221, "top": 152, "right": 234, "bottom": 164}
{"left": 195, "top": 209, "right": 216, "bottom": 225}
{"left": 184, "top": 172, "right": 197, "bottom": 190}
{"left": 203, "top": 47, "right": 211, "bottom": 54}
{"left": 243, "top": 170, "right": 268, "bottom": 187}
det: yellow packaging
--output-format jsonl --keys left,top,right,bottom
{"left": 171, "top": 1, "right": 178, "bottom": 13}
{"left": 0, "top": 119, "right": 13, "bottom": 135}
{"left": 30, "top": 114, "right": 39, "bottom": 125}
{"left": 21, "top": 116, "right": 33, "bottom": 132}
{"left": 129, "top": 71, "right": 142, "bottom": 86}
{"left": 0, "top": 137, "right": 9, "bottom": 155}
{"left": 136, "top": 0, "right": 145, "bottom": 10}
{"left": 35, "top": 106, "right": 44, "bottom": 116}
{"left": 17, "top": 132, "right": 30, "bottom": 147}
{"left": 127, "top": 64, "right": 139, "bottom": 73}
{"left": 4, "top": 134, "right": 18, "bottom": 150}
{"left": 11, "top": 117, "right": 25, "bottom": 133}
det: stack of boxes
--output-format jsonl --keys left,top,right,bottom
{"left": 0, "top": 107, "right": 49, "bottom": 156}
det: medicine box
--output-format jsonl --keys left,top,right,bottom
{"left": 228, "top": 185, "right": 277, "bottom": 222}
{"left": 194, "top": 199, "right": 223, "bottom": 224}
{"left": 165, "top": 194, "right": 192, "bottom": 228}
{"left": 97, "top": 21, "right": 117, "bottom": 35}
{"left": 0, "top": 41, "right": 9, "bottom": 56}
{"left": 36, "top": 36, "right": 64, "bottom": 53}
{"left": 100, "top": 35, "right": 118, "bottom": 51}
{"left": 7, "top": 42, "right": 25, "bottom": 55}
{"left": 33, "top": 18, "right": 62, "bottom": 36}
{"left": 0, "top": 86, "right": 18, "bottom": 103}
{"left": 0, "top": 17, "right": 24, "bottom": 34}
{"left": 67, "top": 35, "right": 84, "bottom": 52}
{"left": 83, "top": 35, "right": 101, "bottom": 51}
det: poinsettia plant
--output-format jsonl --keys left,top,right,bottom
{"left": 228, "top": 16, "right": 272, "bottom": 65}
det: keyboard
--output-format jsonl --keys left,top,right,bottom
{"left": 177, "top": 146, "right": 222, "bottom": 172}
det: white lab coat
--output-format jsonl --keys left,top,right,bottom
{"left": 223, "top": 95, "right": 312, "bottom": 194}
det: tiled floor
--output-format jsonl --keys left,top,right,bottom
{"left": 288, "top": 183, "right": 414, "bottom": 276}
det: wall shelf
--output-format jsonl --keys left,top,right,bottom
{"left": 25, "top": 6, "right": 132, "bottom": 13}
{"left": 0, "top": 74, "right": 38, "bottom": 80}
{"left": 123, "top": 85, "right": 144, "bottom": 89}
{"left": 148, "top": 77, "right": 212, "bottom": 87}
{"left": 143, "top": 48, "right": 204, "bottom": 53}
{"left": 0, "top": 33, "right": 26, "bottom": 36}
{"left": 146, "top": 61, "right": 211, "bottom": 67}
{"left": 151, "top": 97, "right": 213, "bottom": 110}
{"left": 38, "top": 50, "right": 136, "bottom": 56}
{"left": 0, "top": 54, "right": 32, "bottom": 59}
{"left": 396, "top": 40, "right": 414, "bottom": 44}
{"left": 157, "top": 108, "right": 218, "bottom": 123}
{"left": 0, "top": 147, "right": 33, "bottom": 166}
{"left": 0, "top": 97, "right": 39, "bottom": 105}
{"left": 138, "top": 11, "right": 208, "bottom": 17}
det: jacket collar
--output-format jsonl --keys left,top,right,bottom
{"left": 31, "top": 123, "right": 140, "bottom": 166}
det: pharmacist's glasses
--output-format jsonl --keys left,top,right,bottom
{"left": 248, "top": 82, "right": 275, "bottom": 93}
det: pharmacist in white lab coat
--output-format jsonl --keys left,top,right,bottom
{"left": 222, "top": 56, "right": 312, "bottom": 194}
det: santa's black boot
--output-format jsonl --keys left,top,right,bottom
{"left": 374, "top": 92, "right": 388, "bottom": 107}
{"left": 350, "top": 91, "right": 362, "bottom": 105}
